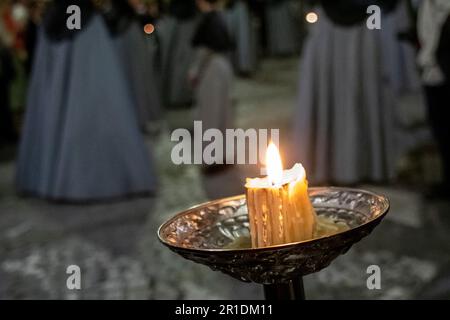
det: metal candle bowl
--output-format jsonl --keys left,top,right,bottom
{"left": 158, "top": 187, "right": 389, "bottom": 284}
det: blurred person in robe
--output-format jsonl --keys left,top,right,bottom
{"left": 159, "top": 0, "right": 198, "bottom": 108}
{"left": 24, "top": 0, "right": 47, "bottom": 74}
{"left": 292, "top": 0, "right": 400, "bottom": 185}
{"left": 107, "top": 0, "right": 162, "bottom": 131}
{"left": 225, "top": 0, "right": 259, "bottom": 75}
{"left": 16, "top": 0, "right": 156, "bottom": 201}
{"left": 190, "top": 0, "right": 234, "bottom": 170}
{"left": 0, "top": 1, "right": 17, "bottom": 145}
{"left": 417, "top": 0, "right": 450, "bottom": 198}
{"left": 265, "top": 0, "right": 301, "bottom": 56}
{"left": 0, "top": 0, "right": 30, "bottom": 141}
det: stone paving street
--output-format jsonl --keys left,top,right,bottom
{"left": 1, "top": 58, "right": 450, "bottom": 300}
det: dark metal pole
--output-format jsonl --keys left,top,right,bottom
{"left": 263, "top": 278, "right": 305, "bottom": 300}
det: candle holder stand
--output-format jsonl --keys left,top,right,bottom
{"left": 158, "top": 187, "right": 389, "bottom": 300}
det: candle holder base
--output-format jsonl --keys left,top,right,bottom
{"left": 263, "top": 278, "right": 305, "bottom": 300}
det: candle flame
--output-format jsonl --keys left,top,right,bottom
{"left": 266, "top": 142, "right": 283, "bottom": 186}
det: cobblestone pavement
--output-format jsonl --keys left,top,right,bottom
{"left": 1, "top": 58, "right": 450, "bottom": 300}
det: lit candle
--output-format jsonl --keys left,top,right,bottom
{"left": 245, "top": 143, "right": 317, "bottom": 248}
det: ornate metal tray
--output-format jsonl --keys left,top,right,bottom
{"left": 158, "top": 187, "right": 389, "bottom": 284}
